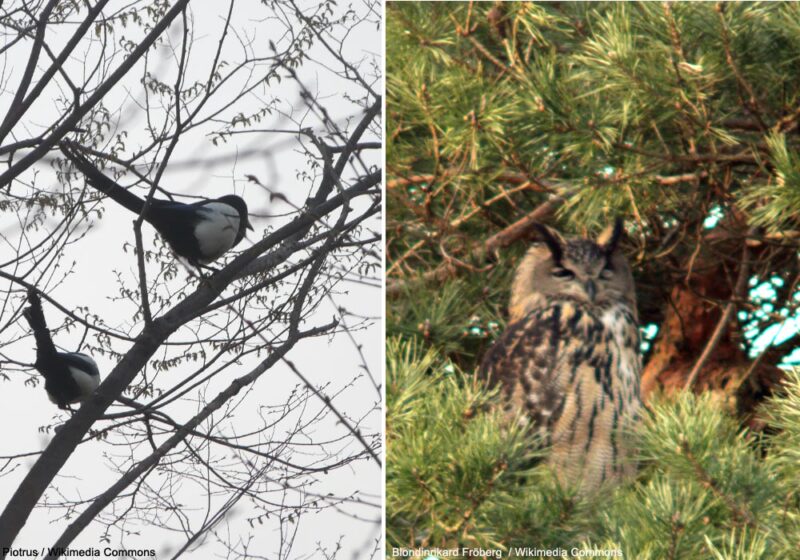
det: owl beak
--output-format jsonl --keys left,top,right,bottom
{"left": 585, "top": 280, "right": 597, "bottom": 301}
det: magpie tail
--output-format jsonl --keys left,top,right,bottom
{"left": 23, "top": 289, "right": 58, "bottom": 359}
{"left": 59, "top": 142, "right": 145, "bottom": 215}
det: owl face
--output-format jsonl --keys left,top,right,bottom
{"left": 509, "top": 220, "right": 636, "bottom": 322}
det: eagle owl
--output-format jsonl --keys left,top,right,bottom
{"left": 480, "top": 219, "right": 642, "bottom": 492}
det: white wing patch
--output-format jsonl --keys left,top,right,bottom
{"left": 69, "top": 352, "right": 99, "bottom": 375}
{"left": 69, "top": 366, "right": 100, "bottom": 401}
{"left": 194, "top": 202, "right": 241, "bottom": 262}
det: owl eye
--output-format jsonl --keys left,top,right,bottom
{"left": 552, "top": 267, "right": 575, "bottom": 279}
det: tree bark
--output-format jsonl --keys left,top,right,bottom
{"left": 641, "top": 264, "right": 784, "bottom": 423}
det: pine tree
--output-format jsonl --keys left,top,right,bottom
{"left": 386, "top": 2, "right": 800, "bottom": 556}
{"left": 386, "top": 339, "right": 800, "bottom": 560}
{"left": 387, "top": 340, "right": 800, "bottom": 557}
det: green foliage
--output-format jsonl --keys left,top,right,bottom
{"left": 599, "top": 391, "right": 786, "bottom": 558}
{"left": 386, "top": 337, "right": 600, "bottom": 549}
{"left": 387, "top": 2, "right": 800, "bottom": 556}
{"left": 387, "top": 2, "right": 800, "bottom": 359}
{"left": 387, "top": 339, "right": 800, "bottom": 557}
{"left": 387, "top": 278, "right": 508, "bottom": 366}
{"left": 388, "top": 2, "right": 800, "bottom": 228}
{"left": 741, "top": 132, "right": 800, "bottom": 232}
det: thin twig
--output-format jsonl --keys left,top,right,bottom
{"left": 684, "top": 232, "right": 753, "bottom": 390}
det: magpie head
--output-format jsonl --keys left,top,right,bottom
{"left": 216, "top": 195, "right": 253, "bottom": 231}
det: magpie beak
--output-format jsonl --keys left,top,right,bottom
{"left": 22, "top": 289, "right": 101, "bottom": 409}
{"left": 60, "top": 142, "right": 254, "bottom": 265}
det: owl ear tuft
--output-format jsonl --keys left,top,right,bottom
{"left": 533, "top": 223, "right": 565, "bottom": 264}
{"left": 597, "top": 218, "right": 624, "bottom": 254}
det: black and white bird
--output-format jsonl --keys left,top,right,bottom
{"left": 60, "top": 142, "right": 253, "bottom": 266}
{"left": 22, "top": 289, "right": 101, "bottom": 409}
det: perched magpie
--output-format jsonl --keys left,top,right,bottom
{"left": 22, "top": 289, "right": 101, "bottom": 409}
{"left": 60, "top": 142, "right": 254, "bottom": 266}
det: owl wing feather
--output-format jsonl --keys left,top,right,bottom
{"left": 479, "top": 300, "right": 612, "bottom": 447}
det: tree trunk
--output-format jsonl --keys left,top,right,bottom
{"left": 641, "top": 266, "right": 784, "bottom": 424}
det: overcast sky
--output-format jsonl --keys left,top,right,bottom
{"left": 0, "top": 1, "right": 382, "bottom": 558}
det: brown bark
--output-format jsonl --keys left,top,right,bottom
{"left": 641, "top": 265, "right": 784, "bottom": 422}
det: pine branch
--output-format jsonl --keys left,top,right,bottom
{"left": 679, "top": 440, "right": 756, "bottom": 528}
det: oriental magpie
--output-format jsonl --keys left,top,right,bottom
{"left": 22, "top": 289, "right": 100, "bottom": 409}
{"left": 60, "top": 142, "right": 254, "bottom": 266}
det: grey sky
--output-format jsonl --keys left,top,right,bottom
{"left": 0, "top": 1, "right": 381, "bottom": 558}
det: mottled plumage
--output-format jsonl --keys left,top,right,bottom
{"left": 480, "top": 220, "right": 642, "bottom": 492}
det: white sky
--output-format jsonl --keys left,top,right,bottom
{"left": 0, "top": 1, "right": 382, "bottom": 558}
